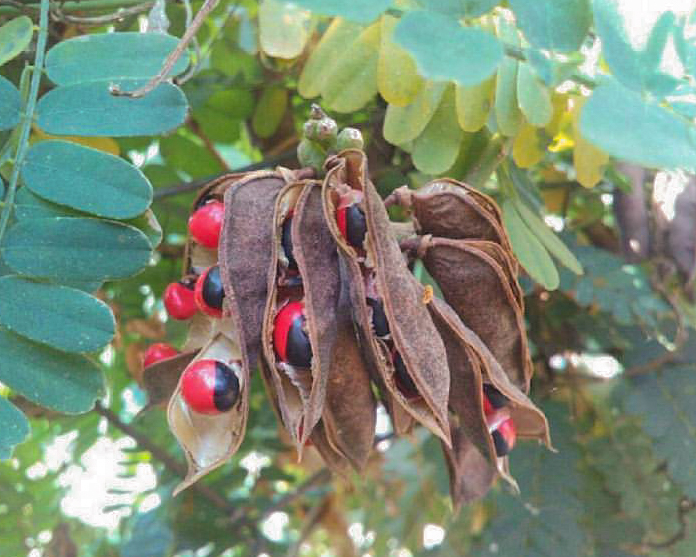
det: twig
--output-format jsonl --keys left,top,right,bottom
{"left": 187, "top": 119, "right": 231, "bottom": 171}
{"left": 0, "top": 0, "right": 149, "bottom": 15}
{"left": 93, "top": 401, "right": 234, "bottom": 513}
{"left": 110, "top": 0, "right": 219, "bottom": 98}
{"left": 0, "top": 0, "right": 49, "bottom": 246}
{"left": 152, "top": 150, "right": 297, "bottom": 199}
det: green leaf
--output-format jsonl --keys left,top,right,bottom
{"left": 320, "top": 22, "right": 380, "bottom": 113}
{"left": 580, "top": 79, "right": 696, "bottom": 170}
{"left": 412, "top": 85, "right": 463, "bottom": 174}
{"left": 259, "top": 0, "right": 314, "bottom": 59}
{"left": 378, "top": 14, "right": 424, "bottom": 107}
{"left": 0, "top": 276, "right": 114, "bottom": 353}
{"left": 14, "top": 187, "right": 81, "bottom": 220}
{"left": 516, "top": 62, "right": 553, "bottom": 126}
{"left": 45, "top": 32, "right": 189, "bottom": 86}
{"left": 252, "top": 86, "right": 288, "bottom": 138}
{"left": 0, "top": 16, "right": 33, "bottom": 67}
{"left": 455, "top": 77, "right": 496, "bottom": 132}
{"left": 416, "top": 0, "right": 499, "bottom": 18}
{"left": 383, "top": 80, "right": 446, "bottom": 145}
{"left": 298, "top": 19, "right": 365, "bottom": 98}
{"left": 0, "top": 397, "right": 30, "bottom": 460}
{"left": 591, "top": 0, "right": 645, "bottom": 92}
{"left": 126, "top": 209, "right": 162, "bottom": 249}
{"left": 394, "top": 11, "right": 503, "bottom": 86}
{"left": 0, "top": 327, "right": 104, "bottom": 413}
{"left": 512, "top": 197, "right": 583, "bottom": 274}
{"left": 502, "top": 199, "right": 559, "bottom": 289}
{"left": 508, "top": 0, "right": 591, "bottom": 52}
{"left": 159, "top": 134, "right": 224, "bottom": 178}
{"left": 624, "top": 366, "right": 696, "bottom": 499}
{"left": 22, "top": 140, "right": 152, "bottom": 219}
{"left": 1, "top": 217, "right": 152, "bottom": 281}
{"left": 494, "top": 20, "right": 523, "bottom": 136}
{"left": 120, "top": 510, "right": 174, "bottom": 557}
{"left": 289, "top": 0, "right": 392, "bottom": 23}
{"left": 0, "top": 75, "right": 21, "bottom": 131}
{"left": 471, "top": 403, "right": 588, "bottom": 557}
{"left": 36, "top": 81, "right": 188, "bottom": 137}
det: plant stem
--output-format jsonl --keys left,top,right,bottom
{"left": 0, "top": 0, "right": 48, "bottom": 246}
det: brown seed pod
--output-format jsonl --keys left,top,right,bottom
{"left": 293, "top": 184, "right": 376, "bottom": 469}
{"left": 411, "top": 236, "right": 532, "bottom": 391}
{"left": 141, "top": 351, "right": 196, "bottom": 408}
{"left": 323, "top": 150, "right": 451, "bottom": 447}
{"left": 390, "top": 179, "right": 514, "bottom": 257}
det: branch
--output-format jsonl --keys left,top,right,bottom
{"left": 0, "top": 0, "right": 49, "bottom": 245}
{"left": 0, "top": 0, "right": 149, "bottom": 15}
{"left": 93, "top": 401, "right": 234, "bottom": 514}
{"left": 152, "top": 150, "right": 297, "bottom": 199}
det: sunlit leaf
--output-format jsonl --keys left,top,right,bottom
{"left": 512, "top": 122, "right": 545, "bottom": 168}
{"left": 416, "top": 0, "right": 499, "bottom": 18}
{"left": 580, "top": 79, "right": 696, "bottom": 171}
{"left": 378, "top": 15, "right": 424, "bottom": 106}
{"left": 0, "top": 16, "right": 33, "bottom": 67}
{"left": 289, "top": 0, "right": 392, "bottom": 23}
{"left": 383, "top": 80, "right": 446, "bottom": 145}
{"left": 259, "top": 0, "right": 314, "bottom": 59}
{"left": 508, "top": 0, "right": 591, "bottom": 52}
{"left": 517, "top": 62, "right": 553, "bottom": 126}
{"left": 412, "top": 85, "right": 463, "bottom": 174}
{"left": 455, "top": 76, "right": 496, "bottom": 132}
{"left": 494, "top": 20, "right": 523, "bottom": 136}
{"left": 395, "top": 10, "right": 502, "bottom": 86}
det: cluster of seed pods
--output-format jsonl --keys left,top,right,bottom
{"left": 142, "top": 149, "right": 551, "bottom": 506}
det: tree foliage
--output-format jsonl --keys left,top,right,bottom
{"left": 1, "top": 0, "right": 696, "bottom": 555}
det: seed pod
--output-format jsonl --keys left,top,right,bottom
{"left": 391, "top": 179, "right": 514, "bottom": 258}
{"left": 142, "top": 351, "right": 196, "bottom": 408}
{"left": 323, "top": 150, "right": 451, "bottom": 447}
{"left": 414, "top": 236, "right": 531, "bottom": 390}
{"left": 143, "top": 343, "right": 179, "bottom": 368}
{"left": 336, "top": 127, "right": 364, "bottom": 151}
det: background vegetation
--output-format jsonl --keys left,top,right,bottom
{"left": 1, "top": 0, "right": 696, "bottom": 555}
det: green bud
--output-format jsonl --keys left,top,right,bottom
{"left": 297, "top": 138, "right": 326, "bottom": 171}
{"left": 336, "top": 127, "right": 364, "bottom": 151}
{"left": 303, "top": 117, "right": 338, "bottom": 147}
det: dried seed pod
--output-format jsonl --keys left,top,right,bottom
{"left": 415, "top": 236, "right": 532, "bottom": 390}
{"left": 323, "top": 150, "right": 451, "bottom": 447}
{"left": 142, "top": 351, "right": 196, "bottom": 408}
{"left": 391, "top": 179, "right": 514, "bottom": 257}
{"left": 167, "top": 333, "right": 247, "bottom": 494}
{"left": 294, "top": 190, "right": 376, "bottom": 469}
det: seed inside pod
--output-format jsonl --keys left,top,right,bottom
{"left": 392, "top": 349, "right": 419, "bottom": 399}
{"left": 181, "top": 359, "right": 241, "bottom": 414}
{"left": 143, "top": 343, "right": 179, "bottom": 367}
{"left": 366, "top": 296, "right": 390, "bottom": 338}
{"left": 273, "top": 300, "right": 313, "bottom": 368}
{"left": 194, "top": 265, "right": 225, "bottom": 318}
{"left": 483, "top": 384, "right": 508, "bottom": 411}
{"left": 164, "top": 279, "right": 198, "bottom": 320}
{"left": 188, "top": 199, "right": 224, "bottom": 248}
{"left": 281, "top": 214, "right": 298, "bottom": 271}
{"left": 491, "top": 418, "right": 516, "bottom": 456}
{"left": 337, "top": 203, "right": 367, "bottom": 248}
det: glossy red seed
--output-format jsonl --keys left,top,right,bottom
{"left": 273, "top": 301, "right": 312, "bottom": 367}
{"left": 188, "top": 200, "right": 224, "bottom": 248}
{"left": 163, "top": 281, "right": 198, "bottom": 320}
{"left": 483, "top": 393, "right": 495, "bottom": 416}
{"left": 181, "top": 359, "right": 240, "bottom": 414}
{"left": 143, "top": 343, "right": 179, "bottom": 368}
{"left": 492, "top": 418, "right": 516, "bottom": 456}
{"left": 336, "top": 203, "right": 366, "bottom": 247}
{"left": 194, "top": 266, "right": 224, "bottom": 318}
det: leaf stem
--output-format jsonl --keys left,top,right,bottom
{"left": 0, "top": 0, "right": 148, "bottom": 15}
{"left": 0, "top": 0, "right": 49, "bottom": 247}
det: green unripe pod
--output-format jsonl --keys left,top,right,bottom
{"left": 336, "top": 127, "right": 364, "bottom": 151}
{"left": 297, "top": 138, "right": 327, "bottom": 171}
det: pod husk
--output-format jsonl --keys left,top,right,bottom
{"left": 322, "top": 150, "right": 451, "bottom": 447}
{"left": 295, "top": 193, "right": 377, "bottom": 469}
{"left": 142, "top": 351, "right": 196, "bottom": 407}
{"left": 392, "top": 179, "right": 514, "bottom": 257}
{"left": 259, "top": 357, "right": 352, "bottom": 477}
{"left": 167, "top": 334, "right": 246, "bottom": 494}
{"left": 419, "top": 236, "right": 532, "bottom": 391}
